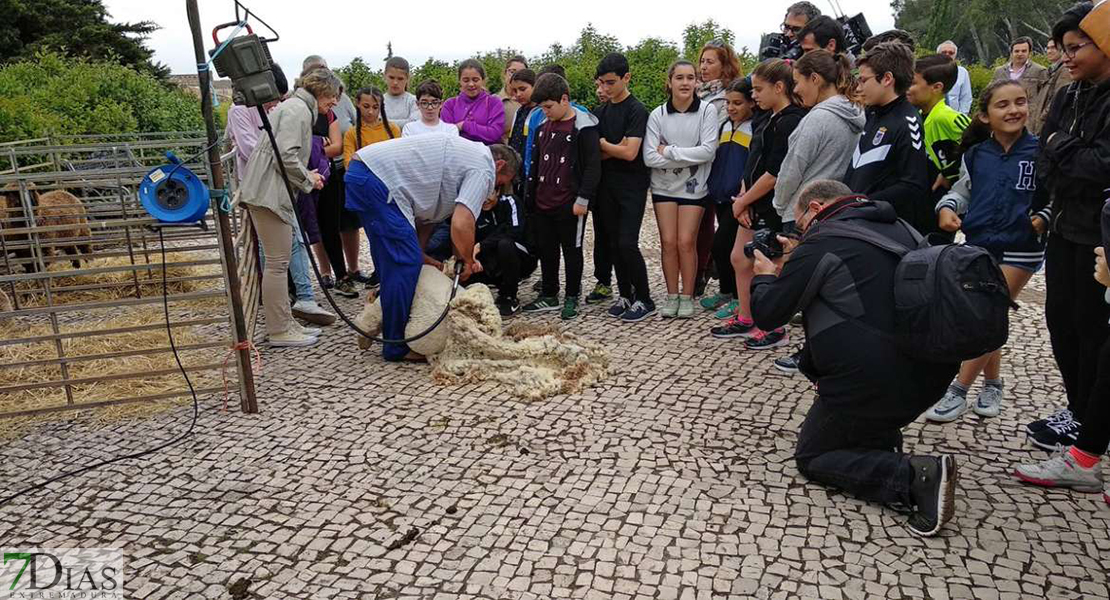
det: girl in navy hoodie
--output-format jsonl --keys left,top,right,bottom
{"left": 924, "top": 79, "right": 1050, "bottom": 425}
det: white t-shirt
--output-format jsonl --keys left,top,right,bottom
{"left": 402, "top": 120, "right": 460, "bottom": 137}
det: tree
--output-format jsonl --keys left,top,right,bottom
{"left": 893, "top": 0, "right": 1074, "bottom": 65}
{"left": 682, "top": 20, "right": 736, "bottom": 62}
{"left": 0, "top": 0, "right": 168, "bottom": 79}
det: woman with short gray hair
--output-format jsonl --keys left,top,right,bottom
{"left": 238, "top": 67, "right": 342, "bottom": 347}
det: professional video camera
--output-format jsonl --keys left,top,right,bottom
{"left": 758, "top": 11, "right": 873, "bottom": 61}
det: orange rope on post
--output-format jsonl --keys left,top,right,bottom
{"left": 222, "top": 340, "right": 261, "bottom": 413}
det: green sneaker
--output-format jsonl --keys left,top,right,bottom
{"left": 660, "top": 294, "right": 680, "bottom": 318}
{"left": 560, "top": 297, "right": 580, "bottom": 320}
{"left": 523, "top": 296, "right": 561, "bottom": 312}
{"left": 676, "top": 295, "right": 695, "bottom": 318}
{"left": 700, "top": 293, "right": 733, "bottom": 311}
{"left": 715, "top": 299, "right": 739, "bottom": 320}
{"left": 585, "top": 283, "right": 613, "bottom": 304}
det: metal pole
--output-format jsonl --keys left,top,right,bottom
{"left": 186, "top": 0, "right": 258, "bottom": 414}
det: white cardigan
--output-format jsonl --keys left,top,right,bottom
{"left": 642, "top": 96, "right": 719, "bottom": 200}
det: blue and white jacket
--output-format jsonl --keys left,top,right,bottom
{"left": 935, "top": 130, "right": 1051, "bottom": 251}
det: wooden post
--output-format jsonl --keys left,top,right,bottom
{"left": 186, "top": 0, "right": 258, "bottom": 413}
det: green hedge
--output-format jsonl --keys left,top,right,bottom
{"left": 0, "top": 52, "right": 204, "bottom": 143}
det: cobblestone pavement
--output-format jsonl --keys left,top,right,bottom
{"left": 2, "top": 214, "right": 1109, "bottom": 600}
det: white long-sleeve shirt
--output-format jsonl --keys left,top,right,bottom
{"left": 946, "top": 66, "right": 973, "bottom": 114}
{"left": 642, "top": 96, "right": 719, "bottom": 200}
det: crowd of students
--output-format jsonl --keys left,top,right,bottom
{"left": 234, "top": 0, "right": 1110, "bottom": 520}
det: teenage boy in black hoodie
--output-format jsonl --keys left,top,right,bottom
{"left": 1022, "top": 1, "right": 1110, "bottom": 450}
{"left": 844, "top": 41, "right": 933, "bottom": 234}
{"left": 521, "top": 73, "right": 602, "bottom": 320}
{"left": 471, "top": 193, "right": 536, "bottom": 316}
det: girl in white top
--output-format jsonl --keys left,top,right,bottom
{"left": 643, "top": 59, "right": 719, "bottom": 319}
{"left": 402, "top": 80, "right": 460, "bottom": 137}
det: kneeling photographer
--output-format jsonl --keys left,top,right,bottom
{"left": 749, "top": 180, "right": 960, "bottom": 537}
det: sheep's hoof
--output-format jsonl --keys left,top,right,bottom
{"left": 357, "top": 334, "right": 372, "bottom": 351}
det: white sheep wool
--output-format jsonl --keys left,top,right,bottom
{"left": 355, "top": 263, "right": 610, "bottom": 400}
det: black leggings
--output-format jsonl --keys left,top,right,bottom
{"left": 535, "top": 210, "right": 586, "bottom": 299}
{"left": 317, "top": 165, "right": 361, "bottom": 280}
{"left": 711, "top": 202, "right": 739, "bottom": 297}
{"left": 1045, "top": 236, "right": 1110, "bottom": 418}
{"left": 1076, "top": 336, "right": 1110, "bottom": 455}
{"left": 596, "top": 178, "right": 651, "bottom": 303}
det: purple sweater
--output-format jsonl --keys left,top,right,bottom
{"left": 440, "top": 90, "right": 505, "bottom": 145}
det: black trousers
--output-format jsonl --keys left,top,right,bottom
{"left": 596, "top": 177, "right": 651, "bottom": 303}
{"left": 473, "top": 235, "right": 536, "bottom": 299}
{"left": 1076, "top": 335, "right": 1110, "bottom": 455}
{"left": 1045, "top": 236, "right": 1110, "bottom": 418}
{"left": 317, "top": 165, "right": 361, "bottom": 280}
{"left": 535, "top": 209, "right": 586, "bottom": 299}
{"left": 591, "top": 197, "right": 614, "bottom": 287}
{"left": 794, "top": 399, "right": 916, "bottom": 507}
{"left": 711, "top": 202, "right": 739, "bottom": 297}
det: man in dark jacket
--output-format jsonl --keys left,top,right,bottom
{"left": 1029, "top": 1, "right": 1110, "bottom": 449}
{"left": 844, "top": 42, "right": 934, "bottom": 234}
{"left": 750, "top": 179, "right": 960, "bottom": 537}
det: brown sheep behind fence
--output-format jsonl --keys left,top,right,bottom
{"left": 1, "top": 188, "right": 92, "bottom": 272}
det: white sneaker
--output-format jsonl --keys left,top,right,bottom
{"left": 972, "top": 383, "right": 1003, "bottom": 417}
{"left": 924, "top": 389, "right": 969, "bottom": 423}
{"left": 1014, "top": 448, "right": 1104, "bottom": 493}
{"left": 292, "top": 300, "right": 337, "bottom": 326}
{"left": 268, "top": 330, "right": 318, "bottom": 347}
{"left": 292, "top": 322, "right": 322, "bottom": 337}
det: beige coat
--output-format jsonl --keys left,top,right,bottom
{"left": 237, "top": 88, "right": 318, "bottom": 226}
{"left": 1030, "top": 62, "right": 1073, "bottom": 136}
{"left": 498, "top": 88, "right": 519, "bottom": 144}
{"left": 991, "top": 61, "right": 1048, "bottom": 104}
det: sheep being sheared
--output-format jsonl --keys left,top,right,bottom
{"left": 354, "top": 264, "right": 609, "bottom": 400}
{"left": 1, "top": 187, "right": 92, "bottom": 272}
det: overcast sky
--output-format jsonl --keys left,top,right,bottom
{"left": 105, "top": 0, "right": 898, "bottom": 77}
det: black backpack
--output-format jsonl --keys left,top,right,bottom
{"left": 812, "top": 219, "right": 1014, "bottom": 364}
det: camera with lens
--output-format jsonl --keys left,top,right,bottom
{"left": 759, "top": 32, "right": 803, "bottom": 61}
{"left": 744, "top": 229, "right": 786, "bottom": 260}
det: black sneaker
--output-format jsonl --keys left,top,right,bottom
{"left": 523, "top": 296, "right": 560, "bottom": 313}
{"left": 496, "top": 295, "right": 520, "bottom": 317}
{"left": 366, "top": 270, "right": 380, "bottom": 289}
{"left": 744, "top": 328, "right": 788, "bottom": 350}
{"left": 608, "top": 297, "right": 631, "bottom": 318}
{"left": 710, "top": 316, "right": 756, "bottom": 339}
{"left": 773, "top": 350, "right": 801, "bottom": 375}
{"left": 1028, "top": 415, "right": 1082, "bottom": 451}
{"left": 585, "top": 283, "right": 613, "bottom": 304}
{"left": 350, "top": 270, "right": 372, "bottom": 285}
{"left": 620, "top": 300, "right": 657, "bottom": 323}
{"left": 1025, "top": 408, "right": 1072, "bottom": 436}
{"left": 321, "top": 275, "right": 336, "bottom": 289}
{"left": 333, "top": 278, "right": 360, "bottom": 299}
{"left": 907, "top": 455, "right": 957, "bottom": 537}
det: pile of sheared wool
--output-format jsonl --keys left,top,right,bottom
{"left": 355, "top": 263, "right": 608, "bottom": 400}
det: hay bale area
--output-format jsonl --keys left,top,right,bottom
{"left": 0, "top": 307, "right": 221, "bottom": 441}
{"left": 430, "top": 284, "right": 610, "bottom": 401}
{"left": 7, "top": 253, "right": 224, "bottom": 308}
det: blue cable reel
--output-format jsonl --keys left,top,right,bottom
{"left": 138, "top": 152, "right": 211, "bottom": 224}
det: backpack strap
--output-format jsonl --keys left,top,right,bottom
{"left": 807, "top": 219, "right": 923, "bottom": 256}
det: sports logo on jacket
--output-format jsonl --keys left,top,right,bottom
{"left": 907, "top": 115, "right": 923, "bottom": 150}
{"left": 872, "top": 127, "right": 887, "bottom": 146}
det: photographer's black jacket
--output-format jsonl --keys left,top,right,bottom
{"left": 844, "top": 96, "right": 933, "bottom": 234}
{"left": 1040, "top": 79, "right": 1110, "bottom": 246}
{"left": 751, "top": 198, "right": 956, "bottom": 420}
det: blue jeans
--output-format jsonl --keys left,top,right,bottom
{"left": 794, "top": 398, "right": 914, "bottom": 507}
{"left": 289, "top": 225, "right": 314, "bottom": 302}
{"left": 344, "top": 160, "right": 422, "bottom": 362}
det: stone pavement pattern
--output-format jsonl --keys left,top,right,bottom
{"left": 2, "top": 214, "right": 1110, "bottom": 600}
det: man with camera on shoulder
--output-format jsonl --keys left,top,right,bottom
{"left": 749, "top": 179, "right": 960, "bottom": 537}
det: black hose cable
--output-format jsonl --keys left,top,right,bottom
{"left": 0, "top": 229, "right": 201, "bottom": 508}
{"left": 254, "top": 104, "right": 461, "bottom": 347}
